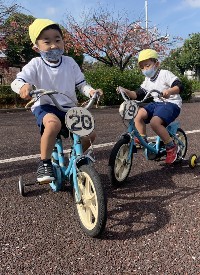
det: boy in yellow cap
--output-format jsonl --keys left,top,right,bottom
{"left": 11, "top": 18, "right": 102, "bottom": 183}
{"left": 118, "top": 49, "right": 183, "bottom": 164}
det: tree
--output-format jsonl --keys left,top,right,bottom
{"left": 0, "top": 1, "right": 22, "bottom": 68}
{"left": 2, "top": 13, "right": 37, "bottom": 68}
{"left": 181, "top": 33, "right": 200, "bottom": 79}
{"left": 161, "top": 33, "right": 200, "bottom": 80}
{"left": 63, "top": 6, "right": 178, "bottom": 71}
{"left": 161, "top": 48, "right": 185, "bottom": 75}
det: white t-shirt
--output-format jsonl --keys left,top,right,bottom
{"left": 11, "top": 56, "right": 93, "bottom": 111}
{"left": 140, "top": 69, "right": 182, "bottom": 108}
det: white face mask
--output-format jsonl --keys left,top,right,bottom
{"left": 142, "top": 66, "right": 157, "bottom": 78}
{"left": 39, "top": 48, "right": 64, "bottom": 62}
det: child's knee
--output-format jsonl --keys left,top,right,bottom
{"left": 150, "top": 116, "right": 163, "bottom": 128}
{"left": 43, "top": 114, "right": 61, "bottom": 132}
{"left": 135, "top": 110, "right": 146, "bottom": 122}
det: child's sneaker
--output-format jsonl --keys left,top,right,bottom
{"left": 165, "top": 144, "right": 178, "bottom": 164}
{"left": 37, "top": 161, "right": 55, "bottom": 183}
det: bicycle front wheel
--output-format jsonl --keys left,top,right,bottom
{"left": 108, "top": 135, "right": 133, "bottom": 187}
{"left": 74, "top": 165, "right": 107, "bottom": 238}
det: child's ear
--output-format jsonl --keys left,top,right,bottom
{"left": 32, "top": 45, "right": 40, "bottom": 53}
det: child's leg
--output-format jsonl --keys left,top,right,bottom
{"left": 36, "top": 113, "right": 61, "bottom": 183}
{"left": 151, "top": 116, "right": 178, "bottom": 164}
{"left": 150, "top": 101, "right": 181, "bottom": 164}
{"left": 41, "top": 113, "right": 62, "bottom": 160}
{"left": 134, "top": 108, "right": 148, "bottom": 136}
{"left": 150, "top": 116, "right": 172, "bottom": 143}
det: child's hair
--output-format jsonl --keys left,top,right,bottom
{"left": 36, "top": 24, "right": 63, "bottom": 43}
{"left": 147, "top": 58, "right": 158, "bottom": 63}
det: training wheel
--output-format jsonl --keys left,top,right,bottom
{"left": 18, "top": 176, "right": 25, "bottom": 196}
{"left": 189, "top": 154, "right": 197, "bottom": 169}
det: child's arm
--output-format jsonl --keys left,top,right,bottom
{"left": 162, "top": 72, "right": 183, "bottom": 99}
{"left": 11, "top": 80, "right": 32, "bottom": 100}
{"left": 19, "top": 83, "right": 32, "bottom": 100}
{"left": 162, "top": 86, "right": 180, "bottom": 99}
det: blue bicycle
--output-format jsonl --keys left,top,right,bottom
{"left": 18, "top": 89, "right": 107, "bottom": 238}
{"left": 108, "top": 87, "right": 187, "bottom": 187}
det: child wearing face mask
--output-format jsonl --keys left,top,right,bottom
{"left": 118, "top": 49, "right": 183, "bottom": 164}
{"left": 11, "top": 18, "right": 102, "bottom": 183}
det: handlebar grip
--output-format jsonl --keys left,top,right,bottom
{"left": 118, "top": 87, "right": 130, "bottom": 101}
{"left": 29, "top": 91, "right": 35, "bottom": 97}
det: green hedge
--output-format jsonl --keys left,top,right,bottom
{"left": 83, "top": 66, "right": 144, "bottom": 106}
{"left": 83, "top": 66, "right": 193, "bottom": 105}
{"left": 0, "top": 85, "right": 24, "bottom": 107}
{"left": 0, "top": 67, "right": 195, "bottom": 108}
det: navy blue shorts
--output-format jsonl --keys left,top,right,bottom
{"left": 143, "top": 102, "right": 180, "bottom": 126}
{"left": 32, "top": 104, "right": 69, "bottom": 136}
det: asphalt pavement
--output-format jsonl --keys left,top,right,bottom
{"left": 0, "top": 102, "right": 200, "bottom": 274}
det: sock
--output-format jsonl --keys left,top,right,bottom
{"left": 165, "top": 140, "right": 174, "bottom": 149}
{"left": 41, "top": 159, "right": 51, "bottom": 164}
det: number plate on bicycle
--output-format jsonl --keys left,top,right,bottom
{"left": 119, "top": 101, "right": 138, "bottom": 120}
{"left": 65, "top": 107, "right": 95, "bottom": 136}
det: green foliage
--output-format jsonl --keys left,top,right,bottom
{"left": 182, "top": 33, "right": 200, "bottom": 74}
{"left": 0, "top": 85, "right": 25, "bottom": 107}
{"left": 191, "top": 79, "right": 200, "bottom": 92}
{"left": 161, "top": 33, "right": 200, "bottom": 79}
{"left": 178, "top": 75, "right": 193, "bottom": 101}
{"left": 161, "top": 48, "right": 185, "bottom": 75}
{"left": 4, "top": 13, "right": 37, "bottom": 67}
{"left": 84, "top": 65, "right": 144, "bottom": 105}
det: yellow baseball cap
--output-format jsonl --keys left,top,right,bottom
{"left": 29, "top": 18, "right": 57, "bottom": 44}
{"left": 138, "top": 49, "right": 158, "bottom": 63}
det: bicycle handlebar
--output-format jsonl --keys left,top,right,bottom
{"left": 117, "top": 86, "right": 164, "bottom": 103}
{"left": 26, "top": 89, "right": 101, "bottom": 111}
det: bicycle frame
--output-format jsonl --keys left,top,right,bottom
{"left": 49, "top": 133, "right": 94, "bottom": 203}
{"left": 125, "top": 118, "right": 181, "bottom": 160}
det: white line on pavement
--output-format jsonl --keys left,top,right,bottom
{"left": 1, "top": 130, "right": 200, "bottom": 164}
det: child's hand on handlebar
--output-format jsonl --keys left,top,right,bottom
{"left": 116, "top": 86, "right": 137, "bottom": 100}
{"left": 19, "top": 84, "right": 32, "bottom": 100}
{"left": 89, "top": 89, "right": 103, "bottom": 97}
{"left": 162, "top": 89, "right": 171, "bottom": 99}
{"left": 116, "top": 86, "right": 126, "bottom": 94}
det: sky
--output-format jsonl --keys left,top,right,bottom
{"left": 16, "top": 0, "right": 200, "bottom": 42}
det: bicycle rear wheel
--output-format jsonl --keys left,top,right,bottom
{"left": 74, "top": 164, "right": 107, "bottom": 238}
{"left": 173, "top": 128, "right": 187, "bottom": 162}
